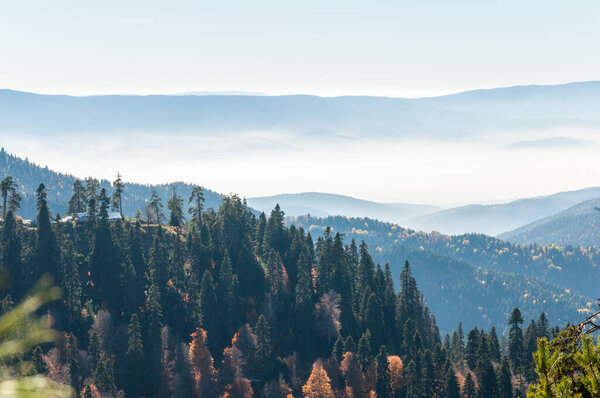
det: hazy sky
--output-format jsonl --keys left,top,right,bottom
{"left": 1, "top": 0, "right": 599, "bottom": 97}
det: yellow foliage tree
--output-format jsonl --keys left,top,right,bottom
{"left": 388, "top": 355, "right": 404, "bottom": 394}
{"left": 302, "top": 362, "right": 334, "bottom": 398}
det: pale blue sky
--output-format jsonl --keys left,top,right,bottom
{"left": 1, "top": 0, "right": 599, "bottom": 97}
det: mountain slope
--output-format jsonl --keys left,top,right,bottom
{"left": 0, "top": 149, "right": 223, "bottom": 219}
{"left": 247, "top": 192, "right": 440, "bottom": 223}
{"left": 292, "top": 215, "right": 593, "bottom": 331}
{"left": 499, "top": 197, "right": 600, "bottom": 247}
{"left": 404, "top": 187, "right": 600, "bottom": 236}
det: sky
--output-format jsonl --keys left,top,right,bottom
{"left": 1, "top": 0, "right": 599, "bottom": 205}
{"left": 1, "top": 0, "right": 599, "bottom": 98}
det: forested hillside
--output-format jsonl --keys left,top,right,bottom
{"left": 0, "top": 180, "right": 564, "bottom": 397}
{"left": 0, "top": 148, "right": 223, "bottom": 219}
{"left": 291, "top": 216, "right": 596, "bottom": 331}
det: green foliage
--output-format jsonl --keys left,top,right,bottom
{"left": 0, "top": 275, "right": 73, "bottom": 396}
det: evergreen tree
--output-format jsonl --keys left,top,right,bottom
{"left": 0, "top": 176, "right": 20, "bottom": 217}
{"left": 218, "top": 250, "right": 236, "bottom": 345}
{"left": 343, "top": 336, "right": 356, "bottom": 354}
{"left": 125, "top": 314, "right": 145, "bottom": 397}
{"left": 462, "top": 373, "right": 477, "bottom": 398}
{"left": 332, "top": 335, "right": 344, "bottom": 362}
{"left": 167, "top": 190, "right": 185, "bottom": 227}
{"left": 1, "top": 211, "right": 22, "bottom": 295}
{"left": 255, "top": 315, "right": 272, "bottom": 377}
{"left": 94, "top": 352, "right": 117, "bottom": 394}
{"left": 465, "top": 327, "right": 479, "bottom": 370}
{"left": 537, "top": 312, "right": 549, "bottom": 340}
{"left": 375, "top": 345, "right": 392, "bottom": 398}
{"left": 443, "top": 362, "right": 461, "bottom": 398}
{"left": 34, "top": 183, "right": 59, "bottom": 280}
{"left": 488, "top": 326, "right": 501, "bottom": 362}
{"left": 85, "top": 177, "right": 100, "bottom": 203}
{"left": 199, "top": 270, "right": 218, "bottom": 353}
{"left": 149, "top": 190, "right": 165, "bottom": 224}
{"left": 508, "top": 307, "right": 524, "bottom": 372}
{"left": 188, "top": 186, "right": 205, "bottom": 225}
{"left": 357, "top": 330, "right": 372, "bottom": 371}
{"left": 497, "top": 356, "right": 513, "bottom": 398}
{"left": 68, "top": 179, "right": 87, "bottom": 215}
{"left": 112, "top": 172, "right": 124, "bottom": 217}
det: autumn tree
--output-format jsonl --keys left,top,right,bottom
{"left": 302, "top": 361, "right": 334, "bottom": 398}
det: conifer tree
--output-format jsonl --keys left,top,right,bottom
{"left": 488, "top": 326, "right": 501, "bottom": 362}
{"left": 332, "top": 335, "right": 344, "bottom": 362}
{"left": 125, "top": 314, "right": 145, "bottom": 397}
{"left": 35, "top": 183, "right": 59, "bottom": 280}
{"left": 85, "top": 177, "right": 100, "bottom": 203}
{"left": 1, "top": 211, "right": 22, "bottom": 295}
{"left": 357, "top": 330, "right": 372, "bottom": 372}
{"left": 302, "top": 362, "right": 334, "bottom": 398}
{"left": 255, "top": 315, "right": 272, "bottom": 377}
{"left": 508, "top": 307, "right": 524, "bottom": 372}
{"left": 167, "top": 191, "right": 185, "bottom": 227}
{"left": 343, "top": 336, "right": 356, "bottom": 354}
{"left": 68, "top": 179, "right": 87, "bottom": 215}
{"left": 375, "top": 345, "right": 392, "bottom": 398}
{"left": 94, "top": 352, "right": 117, "bottom": 395}
{"left": 443, "top": 362, "right": 460, "bottom": 398}
{"left": 149, "top": 190, "right": 165, "bottom": 224}
{"left": 497, "top": 356, "right": 513, "bottom": 398}
{"left": 537, "top": 313, "right": 549, "bottom": 340}
{"left": 465, "top": 327, "right": 479, "bottom": 370}
{"left": 218, "top": 250, "right": 236, "bottom": 345}
{"left": 0, "top": 176, "right": 20, "bottom": 217}
{"left": 462, "top": 373, "right": 477, "bottom": 398}
{"left": 112, "top": 172, "right": 125, "bottom": 217}
{"left": 199, "top": 270, "right": 218, "bottom": 353}
{"left": 188, "top": 186, "right": 205, "bottom": 225}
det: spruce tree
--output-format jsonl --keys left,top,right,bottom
{"left": 465, "top": 327, "right": 479, "bottom": 370}
{"left": 488, "top": 326, "right": 501, "bottom": 362}
{"left": 443, "top": 362, "right": 461, "bottom": 398}
{"left": 375, "top": 345, "right": 392, "bottom": 398}
{"left": 462, "top": 373, "right": 477, "bottom": 398}
{"left": 357, "top": 330, "right": 372, "bottom": 371}
{"left": 497, "top": 356, "right": 513, "bottom": 398}
{"left": 508, "top": 307, "right": 524, "bottom": 372}
{"left": 344, "top": 336, "right": 356, "bottom": 354}
{"left": 199, "top": 270, "right": 218, "bottom": 353}
{"left": 332, "top": 335, "right": 344, "bottom": 362}
{"left": 149, "top": 190, "right": 165, "bottom": 224}
{"left": 0, "top": 176, "right": 20, "bottom": 217}
{"left": 35, "top": 183, "right": 59, "bottom": 280}
{"left": 188, "top": 186, "right": 205, "bottom": 225}
{"left": 125, "top": 314, "right": 145, "bottom": 397}
{"left": 112, "top": 172, "right": 124, "bottom": 217}
{"left": 255, "top": 315, "right": 272, "bottom": 377}
{"left": 167, "top": 191, "right": 185, "bottom": 227}
{"left": 1, "top": 211, "right": 22, "bottom": 295}
{"left": 68, "top": 179, "right": 87, "bottom": 215}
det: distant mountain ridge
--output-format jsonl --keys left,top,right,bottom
{"left": 247, "top": 192, "right": 440, "bottom": 223}
{"left": 1, "top": 81, "right": 599, "bottom": 139}
{"left": 499, "top": 197, "right": 600, "bottom": 247}
{"left": 403, "top": 187, "right": 600, "bottom": 236}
